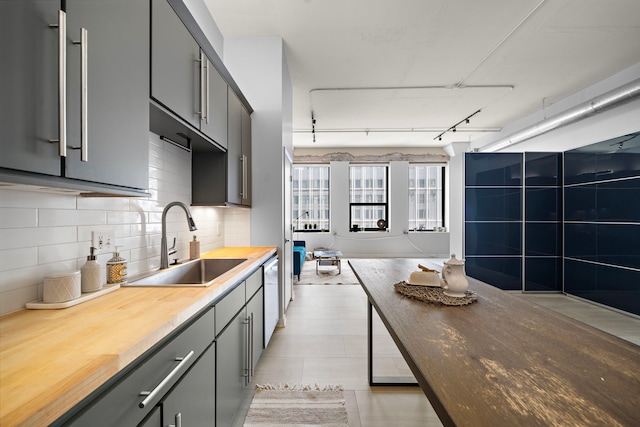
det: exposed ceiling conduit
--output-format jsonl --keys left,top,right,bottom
{"left": 480, "top": 77, "right": 640, "bottom": 152}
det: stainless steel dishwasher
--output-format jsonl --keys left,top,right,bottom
{"left": 263, "top": 255, "right": 279, "bottom": 345}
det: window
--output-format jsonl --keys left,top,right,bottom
{"left": 349, "top": 165, "right": 388, "bottom": 231}
{"left": 409, "top": 164, "right": 444, "bottom": 231}
{"left": 292, "top": 165, "right": 330, "bottom": 231}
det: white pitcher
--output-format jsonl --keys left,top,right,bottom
{"left": 440, "top": 254, "right": 469, "bottom": 298}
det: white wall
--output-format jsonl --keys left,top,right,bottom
{"left": 0, "top": 132, "right": 250, "bottom": 315}
{"left": 223, "top": 36, "right": 293, "bottom": 317}
{"left": 295, "top": 161, "right": 450, "bottom": 258}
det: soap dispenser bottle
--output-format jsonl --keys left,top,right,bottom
{"left": 190, "top": 235, "right": 200, "bottom": 260}
{"left": 81, "top": 246, "right": 103, "bottom": 292}
{"left": 107, "top": 247, "right": 127, "bottom": 285}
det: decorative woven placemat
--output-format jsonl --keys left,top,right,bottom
{"left": 394, "top": 281, "right": 478, "bottom": 306}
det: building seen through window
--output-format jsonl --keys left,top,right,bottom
{"left": 349, "top": 165, "right": 388, "bottom": 231}
{"left": 292, "top": 165, "right": 330, "bottom": 231}
{"left": 409, "top": 164, "right": 444, "bottom": 231}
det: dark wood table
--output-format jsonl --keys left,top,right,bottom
{"left": 349, "top": 258, "right": 640, "bottom": 427}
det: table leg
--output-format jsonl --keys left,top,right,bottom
{"left": 367, "top": 299, "right": 418, "bottom": 387}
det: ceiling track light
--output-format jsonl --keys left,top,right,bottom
{"left": 311, "top": 111, "right": 317, "bottom": 143}
{"left": 434, "top": 109, "right": 482, "bottom": 141}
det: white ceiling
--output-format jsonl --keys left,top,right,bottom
{"left": 204, "top": 0, "right": 640, "bottom": 149}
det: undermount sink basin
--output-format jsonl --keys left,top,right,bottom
{"left": 126, "top": 258, "right": 247, "bottom": 287}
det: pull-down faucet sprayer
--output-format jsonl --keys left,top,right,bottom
{"left": 160, "top": 201, "right": 197, "bottom": 269}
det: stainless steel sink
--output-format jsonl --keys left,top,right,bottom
{"left": 126, "top": 258, "right": 247, "bottom": 287}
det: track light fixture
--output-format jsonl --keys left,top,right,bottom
{"left": 434, "top": 109, "right": 481, "bottom": 141}
{"left": 311, "top": 111, "right": 317, "bottom": 143}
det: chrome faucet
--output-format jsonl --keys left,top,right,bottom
{"left": 160, "top": 201, "right": 197, "bottom": 269}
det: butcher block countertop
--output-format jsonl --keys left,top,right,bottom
{"left": 0, "top": 246, "right": 276, "bottom": 427}
{"left": 350, "top": 258, "right": 640, "bottom": 427}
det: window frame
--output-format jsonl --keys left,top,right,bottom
{"left": 348, "top": 164, "right": 389, "bottom": 232}
{"left": 292, "top": 164, "right": 330, "bottom": 232}
{"left": 408, "top": 163, "right": 446, "bottom": 231}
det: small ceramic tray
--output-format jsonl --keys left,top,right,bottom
{"left": 26, "top": 284, "right": 120, "bottom": 310}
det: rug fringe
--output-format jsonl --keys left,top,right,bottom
{"left": 255, "top": 383, "right": 344, "bottom": 392}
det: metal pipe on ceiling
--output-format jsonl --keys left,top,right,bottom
{"left": 480, "top": 77, "right": 640, "bottom": 152}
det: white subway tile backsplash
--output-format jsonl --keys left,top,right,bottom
{"left": 107, "top": 210, "right": 146, "bottom": 225}
{"left": 76, "top": 197, "right": 132, "bottom": 212}
{"left": 0, "top": 226, "right": 77, "bottom": 251}
{"left": 38, "top": 242, "right": 87, "bottom": 265}
{"left": 0, "top": 189, "right": 76, "bottom": 209}
{"left": 0, "top": 248, "right": 38, "bottom": 271}
{"left": 0, "top": 284, "right": 38, "bottom": 315}
{"left": 0, "top": 208, "right": 38, "bottom": 228}
{"left": 38, "top": 209, "right": 107, "bottom": 227}
{"left": 0, "top": 260, "right": 77, "bottom": 293}
{"left": 0, "top": 135, "right": 250, "bottom": 315}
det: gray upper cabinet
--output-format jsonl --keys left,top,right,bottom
{"left": 226, "top": 89, "right": 243, "bottom": 205}
{"left": 0, "top": 1, "right": 60, "bottom": 176}
{"left": 64, "top": 0, "right": 149, "bottom": 190}
{"left": 200, "top": 58, "right": 228, "bottom": 148}
{"left": 241, "top": 102, "right": 252, "bottom": 206}
{"left": 151, "top": 0, "right": 200, "bottom": 129}
{"left": 151, "top": 0, "right": 227, "bottom": 149}
{"left": 192, "top": 88, "right": 251, "bottom": 207}
{"left": 226, "top": 89, "right": 252, "bottom": 206}
{"left": 0, "top": 0, "right": 149, "bottom": 193}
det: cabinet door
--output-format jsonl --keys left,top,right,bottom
{"left": 138, "top": 406, "right": 161, "bottom": 427}
{"left": 0, "top": 1, "right": 62, "bottom": 175}
{"left": 216, "top": 308, "right": 246, "bottom": 426}
{"left": 163, "top": 343, "right": 216, "bottom": 427}
{"left": 200, "top": 58, "right": 228, "bottom": 149}
{"left": 247, "top": 288, "right": 264, "bottom": 374}
{"left": 151, "top": 0, "right": 200, "bottom": 129}
{"left": 64, "top": 0, "right": 149, "bottom": 190}
{"left": 226, "top": 89, "right": 243, "bottom": 205}
{"left": 241, "top": 105, "right": 252, "bottom": 206}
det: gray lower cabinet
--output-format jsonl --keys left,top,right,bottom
{"left": 216, "top": 305, "right": 248, "bottom": 427}
{"left": 53, "top": 261, "right": 269, "bottom": 427}
{"left": 0, "top": 0, "right": 149, "bottom": 192}
{"left": 138, "top": 407, "right": 161, "bottom": 427}
{"left": 247, "top": 288, "right": 265, "bottom": 374}
{"left": 57, "top": 308, "right": 214, "bottom": 427}
{"left": 161, "top": 342, "right": 216, "bottom": 427}
{"left": 216, "top": 268, "right": 265, "bottom": 425}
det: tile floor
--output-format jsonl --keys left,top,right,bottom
{"left": 234, "top": 282, "right": 640, "bottom": 426}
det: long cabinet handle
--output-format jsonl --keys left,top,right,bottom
{"left": 205, "top": 56, "right": 210, "bottom": 124}
{"left": 80, "top": 27, "right": 88, "bottom": 161}
{"left": 138, "top": 350, "right": 195, "bottom": 408}
{"left": 49, "top": 10, "right": 67, "bottom": 157}
{"left": 72, "top": 28, "right": 88, "bottom": 161}
{"left": 249, "top": 312, "right": 254, "bottom": 378}
{"left": 243, "top": 316, "right": 250, "bottom": 382}
{"left": 241, "top": 155, "right": 248, "bottom": 198}
{"left": 198, "top": 51, "right": 206, "bottom": 121}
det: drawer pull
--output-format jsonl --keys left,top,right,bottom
{"left": 138, "top": 350, "right": 195, "bottom": 408}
